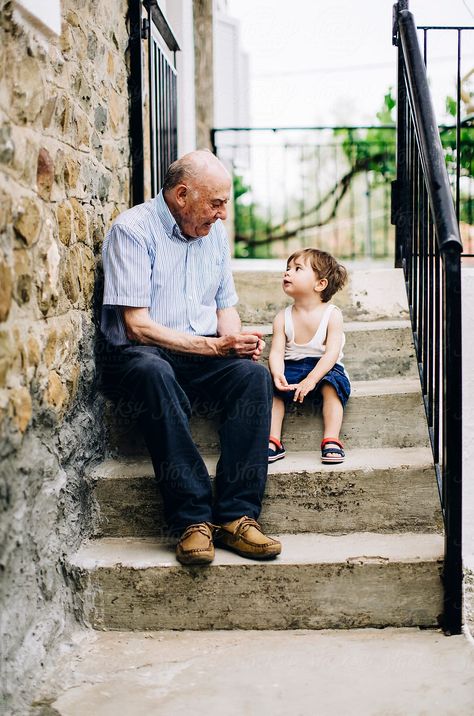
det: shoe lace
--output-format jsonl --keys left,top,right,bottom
{"left": 231, "top": 516, "right": 261, "bottom": 536}
{"left": 181, "top": 522, "right": 216, "bottom": 540}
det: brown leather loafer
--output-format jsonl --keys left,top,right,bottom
{"left": 176, "top": 522, "right": 215, "bottom": 565}
{"left": 215, "top": 516, "right": 281, "bottom": 560}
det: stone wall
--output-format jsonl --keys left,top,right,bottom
{"left": 0, "top": 1, "right": 131, "bottom": 712}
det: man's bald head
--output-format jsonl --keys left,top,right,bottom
{"left": 162, "top": 150, "right": 232, "bottom": 239}
{"left": 162, "top": 150, "right": 230, "bottom": 194}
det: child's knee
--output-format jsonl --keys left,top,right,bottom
{"left": 320, "top": 382, "right": 337, "bottom": 397}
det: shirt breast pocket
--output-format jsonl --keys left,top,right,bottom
{"left": 201, "top": 257, "right": 223, "bottom": 304}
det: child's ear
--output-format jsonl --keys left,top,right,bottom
{"left": 314, "top": 277, "right": 328, "bottom": 293}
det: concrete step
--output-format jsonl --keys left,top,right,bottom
{"left": 246, "top": 319, "right": 417, "bottom": 381}
{"left": 68, "top": 532, "right": 443, "bottom": 630}
{"left": 106, "top": 377, "right": 430, "bottom": 456}
{"left": 92, "top": 448, "right": 442, "bottom": 538}
{"left": 232, "top": 265, "right": 410, "bottom": 323}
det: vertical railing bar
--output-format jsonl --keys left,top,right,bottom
{"left": 456, "top": 29, "right": 462, "bottom": 225}
{"left": 427, "top": 205, "right": 434, "bottom": 427}
{"left": 433, "top": 231, "right": 441, "bottom": 465}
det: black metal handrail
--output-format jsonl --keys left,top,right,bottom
{"left": 392, "top": 3, "right": 463, "bottom": 634}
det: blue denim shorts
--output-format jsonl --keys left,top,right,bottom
{"left": 273, "top": 357, "right": 351, "bottom": 407}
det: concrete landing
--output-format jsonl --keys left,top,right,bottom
{"left": 39, "top": 628, "right": 474, "bottom": 716}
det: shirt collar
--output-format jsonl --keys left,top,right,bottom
{"left": 155, "top": 190, "right": 202, "bottom": 244}
{"left": 156, "top": 190, "right": 180, "bottom": 238}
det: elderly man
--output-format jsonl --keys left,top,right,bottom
{"left": 100, "top": 150, "right": 281, "bottom": 565}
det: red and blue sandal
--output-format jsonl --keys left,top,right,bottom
{"left": 268, "top": 436, "right": 286, "bottom": 463}
{"left": 321, "top": 437, "right": 345, "bottom": 464}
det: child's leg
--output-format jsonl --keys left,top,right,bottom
{"left": 269, "top": 396, "right": 285, "bottom": 444}
{"left": 321, "top": 383, "right": 344, "bottom": 458}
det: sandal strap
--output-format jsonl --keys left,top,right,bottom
{"left": 321, "top": 437, "right": 344, "bottom": 449}
{"left": 269, "top": 435, "right": 283, "bottom": 449}
{"left": 321, "top": 446, "right": 345, "bottom": 457}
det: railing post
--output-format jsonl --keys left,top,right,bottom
{"left": 442, "top": 247, "right": 463, "bottom": 634}
{"left": 392, "top": 0, "right": 409, "bottom": 268}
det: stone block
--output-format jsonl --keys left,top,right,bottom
{"left": 0, "top": 189, "right": 12, "bottom": 232}
{"left": 61, "top": 247, "right": 80, "bottom": 304}
{"left": 11, "top": 55, "right": 45, "bottom": 124}
{"left": 56, "top": 202, "right": 72, "bottom": 246}
{"left": 94, "top": 106, "right": 108, "bottom": 135}
{"left": 26, "top": 335, "right": 41, "bottom": 370}
{"left": 0, "top": 330, "right": 13, "bottom": 388}
{"left": 20, "top": 137, "right": 39, "bottom": 187}
{"left": 8, "top": 387, "right": 32, "bottom": 434}
{"left": 64, "top": 156, "right": 80, "bottom": 190}
{"left": 44, "top": 328, "right": 58, "bottom": 368}
{"left": 0, "top": 125, "right": 15, "bottom": 165}
{"left": 36, "top": 148, "right": 55, "bottom": 201}
{"left": 42, "top": 96, "right": 58, "bottom": 130}
{"left": 0, "top": 257, "right": 12, "bottom": 322}
{"left": 87, "top": 32, "right": 98, "bottom": 62}
{"left": 37, "top": 238, "right": 60, "bottom": 315}
{"left": 14, "top": 196, "right": 41, "bottom": 246}
{"left": 13, "top": 250, "right": 32, "bottom": 306}
{"left": 108, "top": 90, "right": 124, "bottom": 134}
{"left": 75, "top": 110, "right": 91, "bottom": 149}
{"left": 70, "top": 198, "right": 88, "bottom": 244}
{"left": 44, "top": 370, "right": 68, "bottom": 414}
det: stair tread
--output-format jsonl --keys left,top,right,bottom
{"left": 72, "top": 532, "right": 444, "bottom": 569}
{"left": 93, "top": 447, "right": 434, "bottom": 481}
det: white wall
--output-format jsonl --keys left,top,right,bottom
{"left": 213, "top": 10, "right": 250, "bottom": 129}
{"left": 164, "top": 0, "right": 197, "bottom": 155}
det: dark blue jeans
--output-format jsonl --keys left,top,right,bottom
{"left": 99, "top": 342, "right": 273, "bottom": 533}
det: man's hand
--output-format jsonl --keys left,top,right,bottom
{"left": 215, "top": 332, "right": 265, "bottom": 360}
{"left": 293, "top": 375, "right": 319, "bottom": 403}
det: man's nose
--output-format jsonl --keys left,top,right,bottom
{"left": 216, "top": 205, "right": 227, "bottom": 221}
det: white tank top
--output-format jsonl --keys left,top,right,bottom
{"left": 284, "top": 304, "right": 345, "bottom": 364}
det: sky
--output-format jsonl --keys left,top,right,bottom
{"left": 226, "top": 0, "right": 474, "bottom": 127}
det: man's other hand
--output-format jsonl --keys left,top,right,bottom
{"left": 216, "top": 333, "right": 265, "bottom": 360}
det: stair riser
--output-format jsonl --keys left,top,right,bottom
{"left": 94, "top": 465, "right": 442, "bottom": 538}
{"left": 234, "top": 270, "right": 409, "bottom": 324}
{"left": 107, "top": 391, "right": 430, "bottom": 456}
{"left": 72, "top": 561, "right": 443, "bottom": 630}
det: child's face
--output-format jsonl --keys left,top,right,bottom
{"left": 283, "top": 257, "right": 324, "bottom": 296}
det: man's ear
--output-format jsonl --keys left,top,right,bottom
{"left": 175, "top": 183, "right": 187, "bottom": 206}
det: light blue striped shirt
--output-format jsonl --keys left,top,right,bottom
{"left": 101, "top": 191, "right": 238, "bottom": 345}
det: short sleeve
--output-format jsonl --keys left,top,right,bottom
{"left": 215, "top": 229, "right": 238, "bottom": 309}
{"left": 102, "top": 224, "right": 152, "bottom": 307}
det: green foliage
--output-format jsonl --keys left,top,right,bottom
{"left": 233, "top": 174, "right": 274, "bottom": 257}
{"left": 446, "top": 95, "right": 457, "bottom": 118}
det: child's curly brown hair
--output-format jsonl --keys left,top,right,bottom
{"left": 287, "top": 248, "right": 347, "bottom": 302}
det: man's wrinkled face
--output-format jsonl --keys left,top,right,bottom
{"left": 178, "top": 175, "right": 231, "bottom": 238}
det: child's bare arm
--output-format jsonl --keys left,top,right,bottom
{"left": 293, "top": 308, "right": 344, "bottom": 402}
{"left": 269, "top": 311, "right": 292, "bottom": 391}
